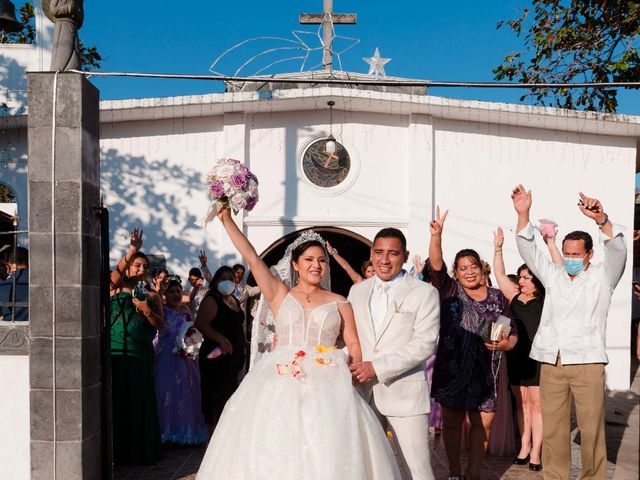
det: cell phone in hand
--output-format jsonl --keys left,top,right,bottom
{"left": 577, "top": 199, "right": 600, "bottom": 212}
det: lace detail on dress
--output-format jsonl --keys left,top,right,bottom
{"left": 274, "top": 293, "right": 341, "bottom": 349}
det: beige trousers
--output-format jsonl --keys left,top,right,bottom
{"left": 369, "top": 398, "right": 434, "bottom": 480}
{"left": 540, "top": 358, "right": 606, "bottom": 480}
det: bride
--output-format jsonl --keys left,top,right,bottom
{"left": 196, "top": 207, "right": 400, "bottom": 479}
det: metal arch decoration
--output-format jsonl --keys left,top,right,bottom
{"left": 209, "top": 16, "right": 360, "bottom": 77}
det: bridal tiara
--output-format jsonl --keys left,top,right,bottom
{"left": 291, "top": 230, "right": 326, "bottom": 250}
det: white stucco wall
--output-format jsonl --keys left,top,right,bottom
{"left": 4, "top": 86, "right": 638, "bottom": 389}
{"left": 0, "top": 355, "right": 30, "bottom": 480}
{"left": 95, "top": 91, "right": 638, "bottom": 389}
{"left": 431, "top": 118, "right": 636, "bottom": 390}
{"left": 0, "top": 1, "right": 53, "bottom": 114}
{"left": 100, "top": 115, "right": 226, "bottom": 274}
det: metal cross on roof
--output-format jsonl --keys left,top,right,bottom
{"left": 299, "top": 1, "right": 357, "bottom": 71}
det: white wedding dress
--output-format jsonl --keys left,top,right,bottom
{"left": 196, "top": 293, "right": 401, "bottom": 479}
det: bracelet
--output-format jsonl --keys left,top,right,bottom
{"left": 329, "top": 248, "right": 337, "bottom": 256}
{"left": 596, "top": 213, "right": 609, "bottom": 228}
{"left": 494, "top": 248, "right": 503, "bottom": 253}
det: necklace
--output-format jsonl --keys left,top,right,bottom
{"left": 296, "top": 286, "right": 322, "bottom": 303}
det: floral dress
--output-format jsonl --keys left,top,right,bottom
{"left": 430, "top": 266, "right": 516, "bottom": 412}
{"left": 153, "top": 307, "right": 208, "bottom": 444}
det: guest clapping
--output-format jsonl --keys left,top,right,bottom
{"left": 428, "top": 208, "right": 517, "bottom": 480}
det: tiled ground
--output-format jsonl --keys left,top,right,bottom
{"left": 115, "top": 366, "right": 639, "bottom": 480}
{"left": 112, "top": 427, "right": 616, "bottom": 480}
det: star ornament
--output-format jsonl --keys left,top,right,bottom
{"left": 363, "top": 48, "right": 391, "bottom": 79}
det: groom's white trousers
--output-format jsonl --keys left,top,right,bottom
{"left": 370, "top": 399, "right": 434, "bottom": 480}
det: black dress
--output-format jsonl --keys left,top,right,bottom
{"left": 507, "top": 293, "right": 543, "bottom": 386}
{"left": 198, "top": 293, "right": 246, "bottom": 427}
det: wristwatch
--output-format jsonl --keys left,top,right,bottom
{"left": 596, "top": 213, "right": 609, "bottom": 228}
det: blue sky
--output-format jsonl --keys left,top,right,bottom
{"left": 73, "top": 1, "right": 639, "bottom": 115}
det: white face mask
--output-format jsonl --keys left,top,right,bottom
{"left": 217, "top": 280, "right": 236, "bottom": 296}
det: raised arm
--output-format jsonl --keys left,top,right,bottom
{"left": 544, "top": 235, "right": 563, "bottom": 265}
{"left": 326, "top": 240, "right": 363, "bottom": 284}
{"left": 412, "top": 255, "right": 424, "bottom": 278}
{"left": 428, "top": 206, "right": 448, "bottom": 271}
{"left": 199, "top": 250, "right": 213, "bottom": 283}
{"left": 578, "top": 192, "right": 626, "bottom": 287}
{"left": 182, "top": 277, "right": 204, "bottom": 304}
{"left": 512, "top": 185, "right": 556, "bottom": 287}
{"left": 493, "top": 227, "right": 519, "bottom": 302}
{"left": 217, "top": 207, "right": 287, "bottom": 308}
{"left": 110, "top": 228, "right": 143, "bottom": 291}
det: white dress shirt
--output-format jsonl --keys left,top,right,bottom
{"left": 516, "top": 222, "right": 626, "bottom": 365}
{"left": 369, "top": 271, "right": 405, "bottom": 337}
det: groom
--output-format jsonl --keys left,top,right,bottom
{"left": 349, "top": 228, "right": 440, "bottom": 480}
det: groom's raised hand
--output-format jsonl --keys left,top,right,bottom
{"left": 349, "top": 361, "right": 376, "bottom": 384}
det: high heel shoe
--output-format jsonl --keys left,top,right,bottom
{"left": 513, "top": 454, "right": 530, "bottom": 465}
{"left": 529, "top": 462, "right": 543, "bottom": 471}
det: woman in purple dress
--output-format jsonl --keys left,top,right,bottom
{"left": 428, "top": 208, "right": 518, "bottom": 480}
{"left": 154, "top": 277, "right": 208, "bottom": 445}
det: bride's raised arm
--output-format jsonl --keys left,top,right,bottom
{"left": 217, "top": 207, "right": 288, "bottom": 307}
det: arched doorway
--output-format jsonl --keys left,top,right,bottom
{"left": 249, "top": 227, "right": 372, "bottom": 297}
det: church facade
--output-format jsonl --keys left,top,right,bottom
{"left": 1, "top": 4, "right": 639, "bottom": 477}
{"left": 99, "top": 84, "right": 638, "bottom": 395}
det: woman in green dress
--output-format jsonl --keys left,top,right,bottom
{"left": 110, "top": 228, "right": 164, "bottom": 465}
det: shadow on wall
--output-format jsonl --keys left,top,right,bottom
{"left": 100, "top": 147, "right": 237, "bottom": 277}
{"left": 0, "top": 54, "right": 27, "bottom": 114}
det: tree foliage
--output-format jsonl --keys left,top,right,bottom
{"left": 0, "top": 1, "right": 35, "bottom": 44}
{"left": 494, "top": 0, "right": 640, "bottom": 113}
{"left": 0, "top": 1, "right": 102, "bottom": 69}
{"left": 0, "top": 184, "right": 16, "bottom": 203}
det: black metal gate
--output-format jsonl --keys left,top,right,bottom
{"left": 96, "top": 204, "right": 113, "bottom": 479}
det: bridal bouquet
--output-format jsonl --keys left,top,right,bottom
{"left": 173, "top": 322, "right": 204, "bottom": 360}
{"left": 199, "top": 158, "right": 259, "bottom": 227}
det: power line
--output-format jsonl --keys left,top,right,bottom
{"left": 69, "top": 69, "right": 640, "bottom": 89}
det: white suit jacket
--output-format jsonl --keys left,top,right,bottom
{"left": 348, "top": 273, "right": 440, "bottom": 417}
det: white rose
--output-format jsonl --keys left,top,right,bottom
{"left": 230, "top": 193, "right": 247, "bottom": 211}
{"left": 217, "top": 164, "right": 235, "bottom": 178}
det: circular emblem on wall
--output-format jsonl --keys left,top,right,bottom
{"left": 301, "top": 138, "right": 351, "bottom": 188}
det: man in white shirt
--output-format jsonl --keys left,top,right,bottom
{"left": 348, "top": 228, "right": 440, "bottom": 480}
{"left": 511, "top": 185, "right": 626, "bottom": 480}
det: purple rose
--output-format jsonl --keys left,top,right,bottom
{"left": 209, "top": 180, "right": 225, "bottom": 199}
{"left": 245, "top": 196, "right": 257, "bottom": 211}
{"left": 231, "top": 170, "right": 248, "bottom": 189}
